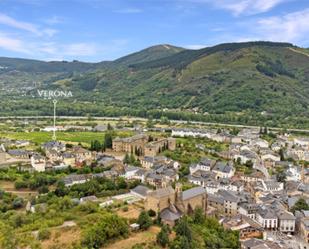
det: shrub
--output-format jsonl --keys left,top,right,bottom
{"left": 148, "top": 209, "right": 156, "bottom": 217}
{"left": 12, "top": 197, "right": 24, "bottom": 209}
{"left": 82, "top": 213, "right": 128, "bottom": 248}
{"left": 156, "top": 225, "right": 169, "bottom": 247}
{"left": 14, "top": 180, "right": 28, "bottom": 189}
{"left": 137, "top": 211, "right": 152, "bottom": 230}
{"left": 38, "top": 228, "right": 51, "bottom": 240}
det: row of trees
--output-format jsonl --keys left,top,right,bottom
{"left": 55, "top": 177, "right": 140, "bottom": 198}
{"left": 90, "top": 132, "right": 113, "bottom": 151}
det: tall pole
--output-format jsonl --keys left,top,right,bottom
{"left": 52, "top": 99, "right": 57, "bottom": 141}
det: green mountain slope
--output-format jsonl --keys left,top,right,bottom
{"left": 113, "top": 44, "right": 184, "bottom": 65}
{"left": 67, "top": 42, "right": 309, "bottom": 115}
{"left": 1, "top": 41, "right": 309, "bottom": 128}
{"left": 0, "top": 57, "right": 100, "bottom": 73}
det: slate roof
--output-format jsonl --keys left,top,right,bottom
{"left": 43, "top": 141, "right": 65, "bottom": 150}
{"left": 131, "top": 185, "right": 151, "bottom": 198}
{"left": 217, "top": 190, "right": 239, "bottom": 203}
{"left": 257, "top": 207, "right": 277, "bottom": 219}
{"left": 160, "top": 208, "right": 182, "bottom": 221}
{"left": 181, "top": 186, "right": 206, "bottom": 201}
{"left": 114, "top": 134, "right": 147, "bottom": 143}
{"left": 148, "top": 186, "right": 174, "bottom": 198}
{"left": 212, "top": 162, "right": 233, "bottom": 173}
{"left": 8, "top": 149, "right": 31, "bottom": 156}
{"left": 208, "top": 193, "right": 224, "bottom": 204}
{"left": 277, "top": 210, "right": 295, "bottom": 220}
{"left": 200, "top": 158, "right": 214, "bottom": 166}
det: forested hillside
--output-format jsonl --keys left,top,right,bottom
{"left": 1, "top": 41, "right": 309, "bottom": 128}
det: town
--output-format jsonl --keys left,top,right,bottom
{"left": 0, "top": 117, "right": 308, "bottom": 249}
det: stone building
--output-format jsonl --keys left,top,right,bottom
{"left": 145, "top": 184, "right": 207, "bottom": 226}
{"left": 112, "top": 134, "right": 176, "bottom": 157}
{"left": 112, "top": 134, "right": 149, "bottom": 154}
{"left": 300, "top": 218, "right": 309, "bottom": 244}
{"left": 144, "top": 138, "right": 176, "bottom": 157}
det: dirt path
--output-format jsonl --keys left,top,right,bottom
{"left": 289, "top": 47, "right": 309, "bottom": 58}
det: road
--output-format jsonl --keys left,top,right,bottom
{"left": 1, "top": 115, "right": 309, "bottom": 133}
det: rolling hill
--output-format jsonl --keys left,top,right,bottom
{"left": 1, "top": 41, "right": 309, "bottom": 128}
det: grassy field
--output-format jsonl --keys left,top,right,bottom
{"left": 106, "top": 226, "right": 161, "bottom": 249}
{"left": 0, "top": 130, "right": 134, "bottom": 145}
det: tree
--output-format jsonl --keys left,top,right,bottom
{"left": 14, "top": 180, "right": 28, "bottom": 189}
{"left": 146, "top": 116, "right": 154, "bottom": 128}
{"left": 291, "top": 198, "right": 309, "bottom": 213}
{"left": 0, "top": 222, "right": 17, "bottom": 249}
{"left": 38, "top": 228, "right": 51, "bottom": 240}
{"left": 55, "top": 181, "right": 68, "bottom": 197}
{"left": 82, "top": 213, "right": 128, "bottom": 248}
{"left": 148, "top": 209, "right": 156, "bottom": 217}
{"left": 160, "top": 116, "right": 170, "bottom": 125}
{"left": 38, "top": 185, "right": 49, "bottom": 194}
{"left": 129, "top": 153, "right": 136, "bottom": 164}
{"left": 90, "top": 140, "right": 102, "bottom": 151}
{"left": 104, "top": 133, "right": 113, "bottom": 149}
{"left": 170, "top": 236, "right": 191, "bottom": 249}
{"left": 245, "top": 160, "right": 253, "bottom": 168}
{"left": 123, "top": 153, "right": 130, "bottom": 164}
{"left": 107, "top": 123, "right": 113, "bottom": 130}
{"left": 276, "top": 172, "right": 286, "bottom": 183}
{"left": 12, "top": 197, "right": 24, "bottom": 209}
{"left": 156, "top": 225, "right": 169, "bottom": 247}
{"left": 279, "top": 148, "right": 285, "bottom": 161}
{"left": 175, "top": 217, "right": 192, "bottom": 242}
{"left": 193, "top": 207, "right": 205, "bottom": 224}
{"left": 137, "top": 210, "right": 152, "bottom": 230}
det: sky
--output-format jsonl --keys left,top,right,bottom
{"left": 0, "top": 0, "right": 308, "bottom": 62}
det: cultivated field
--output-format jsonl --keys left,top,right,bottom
{"left": 0, "top": 130, "right": 133, "bottom": 145}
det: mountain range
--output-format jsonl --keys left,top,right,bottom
{"left": 0, "top": 41, "right": 309, "bottom": 127}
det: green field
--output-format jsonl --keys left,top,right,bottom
{"left": 0, "top": 130, "right": 133, "bottom": 145}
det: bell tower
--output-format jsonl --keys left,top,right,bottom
{"left": 175, "top": 183, "right": 182, "bottom": 200}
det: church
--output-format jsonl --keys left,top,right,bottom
{"left": 145, "top": 184, "right": 207, "bottom": 226}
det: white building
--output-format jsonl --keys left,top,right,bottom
{"left": 121, "top": 165, "right": 140, "bottom": 179}
{"left": 294, "top": 137, "right": 309, "bottom": 149}
{"left": 212, "top": 162, "right": 235, "bottom": 179}
{"left": 256, "top": 207, "right": 278, "bottom": 230}
{"left": 189, "top": 158, "right": 215, "bottom": 174}
{"left": 31, "top": 154, "right": 46, "bottom": 172}
{"left": 277, "top": 210, "right": 296, "bottom": 233}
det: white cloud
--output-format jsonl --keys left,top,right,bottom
{"left": 114, "top": 8, "right": 143, "bottom": 14}
{"left": 255, "top": 8, "right": 309, "bottom": 43}
{"left": 184, "top": 44, "right": 208, "bottom": 49}
{"left": 63, "top": 43, "right": 98, "bottom": 56}
{"left": 0, "top": 33, "right": 30, "bottom": 53}
{"left": 187, "top": 0, "right": 289, "bottom": 16}
{"left": 0, "top": 13, "right": 40, "bottom": 34}
{"left": 43, "top": 16, "right": 64, "bottom": 25}
{"left": 42, "top": 28, "right": 58, "bottom": 37}
{"left": 0, "top": 13, "right": 58, "bottom": 37}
